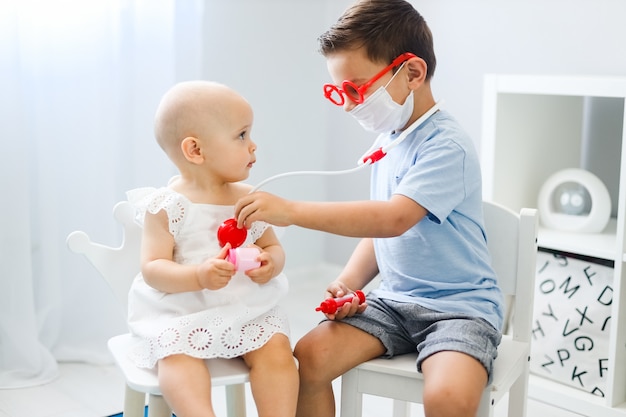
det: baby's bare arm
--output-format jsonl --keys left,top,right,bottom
{"left": 141, "top": 211, "right": 236, "bottom": 292}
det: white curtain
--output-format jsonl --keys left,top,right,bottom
{"left": 0, "top": 0, "right": 204, "bottom": 388}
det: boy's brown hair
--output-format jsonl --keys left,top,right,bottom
{"left": 317, "top": 0, "right": 436, "bottom": 80}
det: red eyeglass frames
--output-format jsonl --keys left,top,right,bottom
{"left": 323, "top": 52, "right": 417, "bottom": 106}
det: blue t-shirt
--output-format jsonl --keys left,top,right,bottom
{"left": 370, "top": 109, "right": 504, "bottom": 331}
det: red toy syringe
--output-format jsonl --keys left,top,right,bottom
{"left": 315, "top": 290, "right": 366, "bottom": 314}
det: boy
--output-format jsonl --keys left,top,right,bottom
{"left": 235, "top": 1, "right": 503, "bottom": 416}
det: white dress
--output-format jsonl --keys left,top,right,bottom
{"left": 126, "top": 187, "right": 289, "bottom": 369}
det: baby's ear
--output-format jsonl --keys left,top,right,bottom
{"left": 180, "top": 136, "right": 204, "bottom": 163}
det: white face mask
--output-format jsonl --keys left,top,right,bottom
{"left": 349, "top": 64, "right": 414, "bottom": 134}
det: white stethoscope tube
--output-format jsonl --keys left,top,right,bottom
{"left": 250, "top": 101, "right": 442, "bottom": 193}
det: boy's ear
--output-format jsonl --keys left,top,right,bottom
{"left": 180, "top": 136, "right": 204, "bottom": 164}
{"left": 406, "top": 56, "right": 428, "bottom": 88}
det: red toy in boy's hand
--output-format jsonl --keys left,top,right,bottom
{"left": 315, "top": 290, "right": 366, "bottom": 314}
{"left": 217, "top": 218, "right": 247, "bottom": 248}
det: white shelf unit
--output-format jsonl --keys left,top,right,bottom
{"left": 481, "top": 74, "right": 626, "bottom": 416}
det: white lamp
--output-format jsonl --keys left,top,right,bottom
{"left": 538, "top": 168, "right": 611, "bottom": 233}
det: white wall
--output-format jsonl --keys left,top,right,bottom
{"left": 203, "top": 0, "right": 626, "bottom": 269}
{"left": 202, "top": 0, "right": 363, "bottom": 269}
{"left": 413, "top": 0, "right": 626, "bottom": 153}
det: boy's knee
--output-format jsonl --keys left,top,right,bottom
{"left": 294, "top": 333, "right": 332, "bottom": 377}
{"left": 293, "top": 334, "right": 317, "bottom": 367}
{"left": 423, "top": 383, "right": 480, "bottom": 417}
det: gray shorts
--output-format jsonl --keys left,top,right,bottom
{"left": 337, "top": 292, "right": 502, "bottom": 383}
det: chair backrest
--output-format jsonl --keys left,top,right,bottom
{"left": 482, "top": 200, "right": 538, "bottom": 343}
{"left": 66, "top": 201, "right": 141, "bottom": 311}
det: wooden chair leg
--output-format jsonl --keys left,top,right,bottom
{"left": 507, "top": 373, "right": 528, "bottom": 417}
{"left": 340, "top": 369, "right": 363, "bottom": 416}
{"left": 147, "top": 394, "right": 172, "bottom": 417}
{"left": 123, "top": 384, "right": 146, "bottom": 417}
{"left": 226, "top": 383, "right": 247, "bottom": 417}
{"left": 477, "top": 389, "right": 494, "bottom": 417}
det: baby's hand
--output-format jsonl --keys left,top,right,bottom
{"left": 196, "top": 244, "right": 236, "bottom": 290}
{"left": 244, "top": 245, "right": 276, "bottom": 284}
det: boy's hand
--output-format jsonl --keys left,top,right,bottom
{"left": 244, "top": 244, "right": 277, "bottom": 284}
{"left": 235, "top": 191, "right": 292, "bottom": 229}
{"left": 195, "top": 244, "right": 236, "bottom": 290}
{"left": 323, "top": 281, "right": 367, "bottom": 321}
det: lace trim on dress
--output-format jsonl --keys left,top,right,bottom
{"left": 248, "top": 220, "right": 268, "bottom": 243}
{"left": 127, "top": 187, "right": 189, "bottom": 238}
{"left": 127, "top": 187, "right": 270, "bottom": 242}
{"left": 129, "top": 306, "right": 290, "bottom": 368}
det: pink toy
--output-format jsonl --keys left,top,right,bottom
{"left": 217, "top": 218, "right": 247, "bottom": 248}
{"left": 227, "top": 247, "right": 261, "bottom": 271}
{"left": 315, "top": 290, "right": 366, "bottom": 314}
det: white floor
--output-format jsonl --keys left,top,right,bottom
{"left": 0, "top": 264, "right": 584, "bottom": 417}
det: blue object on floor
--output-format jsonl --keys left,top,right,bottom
{"left": 108, "top": 407, "right": 176, "bottom": 417}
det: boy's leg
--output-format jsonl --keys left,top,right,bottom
{"left": 157, "top": 354, "right": 216, "bottom": 417}
{"left": 242, "top": 333, "right": 299, "bottom": 417}
{"left": 416, "top": 316, "right": 500, "bottom": 417}
{"left": 294, "top": 320, "right": 386, "bottom": 417}
{"left": 421, "top": 351, "right": 488, "bottom": 417}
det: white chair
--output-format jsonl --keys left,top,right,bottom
{"left": 67, "top": 201, "right": 250, "bottom": 417}
{"left": 340, "top": 201, "right": 539, "bottom": 417}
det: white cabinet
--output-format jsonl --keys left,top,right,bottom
{"left": 481, "top": 74, "right": 626, "bottom": 416}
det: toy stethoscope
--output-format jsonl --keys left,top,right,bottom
{"left": 217, "top": 100, "right": 443, "bottom": 248}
